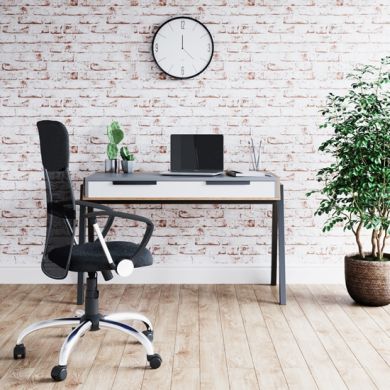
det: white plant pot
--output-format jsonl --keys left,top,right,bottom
{"left": 121, "top": 160, "right": 134, "bottom": 173}
{"left": 105, "top": 159, "right": 119, "bottom": 173}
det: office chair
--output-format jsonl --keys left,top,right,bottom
{"left": 13, "top": 120, "right": 161, "bottom": 382}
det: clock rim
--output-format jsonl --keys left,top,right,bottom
{"left": 152, "top": 16, "right": 214, "bottom": 80}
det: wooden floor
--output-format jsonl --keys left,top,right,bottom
{"left": 0, "top": 285, "right": 389, "bottom": 389}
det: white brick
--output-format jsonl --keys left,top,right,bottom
{"left": 1, "top": 1, "right": 385, "bottom": 269}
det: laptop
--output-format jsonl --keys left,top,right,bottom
{"left": 161, "top": 134, "right": 224, "bottom": 176}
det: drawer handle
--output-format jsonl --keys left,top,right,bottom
{"left": 206, "top": 180, "right": 250, "bottom": 185}
{"left": 112, "top": 181, "right": 157, "bottom": 185}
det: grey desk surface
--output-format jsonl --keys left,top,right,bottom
{"left": 85, "top": 172, "right": 278, "bottom": 183}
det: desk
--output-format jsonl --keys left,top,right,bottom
{"left": 77, "top": 172, "right": 286, "bottom": 304}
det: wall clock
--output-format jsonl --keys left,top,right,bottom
{"left": 152, "top": 16, "right": 214, "bottom": 79}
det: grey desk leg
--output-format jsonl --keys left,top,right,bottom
{"left": 77, "top": 201, "right": 86, "bottom": 305}
{"left": 278, "top": 185, "right": 286, "bottom": 305}
{"left": 271, "top": 201, "right": 277, "bottom": 285}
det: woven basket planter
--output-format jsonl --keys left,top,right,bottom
{"left": 345, "top": 254, "right": 390, "bottom": 306}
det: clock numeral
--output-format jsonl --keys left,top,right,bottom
{"left": 181, "top": 66, "right": 185, "bottom": 76}
{"left": 155, "top": 43, "right": 158, "bottom": 53}
{"left": 181, "top": 20, "right": 185, "bottom": 29}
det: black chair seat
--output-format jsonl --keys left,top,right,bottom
{"left": 49, "top": 241, "right": 153, "bottom": 273}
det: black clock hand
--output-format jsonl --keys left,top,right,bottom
{"left": 181, "top": 35, "right": 183, "bottom": 50}
{"left": 183, "top": 48, "right": 194, "bottom": 59}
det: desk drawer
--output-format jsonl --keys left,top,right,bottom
{"left": 85, "top": 180, "right": 277, "bottom": 200}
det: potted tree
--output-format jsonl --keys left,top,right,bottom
{"left": 309, "top": 57, "right": 390, "bottom": 306}
{"left": 120, "top": 146, "right": 135, "bottom": 173}
{"left": 105, "top": 121, "right": 124, "bottom": 173}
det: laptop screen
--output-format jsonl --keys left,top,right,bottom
{"left": 171, "top": 134, "right": 224, "bottom": 172}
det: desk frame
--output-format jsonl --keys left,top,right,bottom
{"left": 77, "top": 184, "right": 286, "bottom": 305}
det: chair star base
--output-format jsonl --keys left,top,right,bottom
{"left": 13, "top": 273, "right": 161, "bottom": 382}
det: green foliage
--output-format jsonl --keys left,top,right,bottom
{"left": 107, "top": 143, "right": 118, "bottom": 160}
{"left": 106, "top": 121, "right": 124, "bottom": 159}
{"left": 308, "top": 57, "right": 390, "bottom": 260}
{"left": 120, "top": 146, "right": 134, "bottom": 161}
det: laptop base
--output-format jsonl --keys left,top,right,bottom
{"left": 160, "top": 171, "right": 223, "bottom": 177}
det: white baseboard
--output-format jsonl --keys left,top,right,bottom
{"left": 0, "top": 264, "right": 344, "bottom": 284}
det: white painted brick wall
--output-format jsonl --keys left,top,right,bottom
{"left": 1, "top": 1, "right": 387, "bottom": 275}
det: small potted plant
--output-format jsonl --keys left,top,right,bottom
{"left": 120, "top": 146, "right": 135, "bottom": 173}
{"left": 309, "top": 57, "right": 390, "bottom": 306}
{"left": 105, "top": 121, "right": 124, "bottom": 173}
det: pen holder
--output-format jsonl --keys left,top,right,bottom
{"left": 105, "top": 159, "right": 120, "bottom": 173}
{"left": 249, "top": 137, "right": 262, "bottom": 172}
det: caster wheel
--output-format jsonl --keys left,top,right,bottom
{"left": 143, "top": 329, "right": 154, "bottom": 342}
{"left": 51, "top": 365, "right": 67, "bottom": 382}
{"left": 13, "top": 344, "right": 26, "bottom": 359}
{"left": 147, "top": 353, "right": 162, "bottom": 369}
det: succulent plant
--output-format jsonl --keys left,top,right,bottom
{"left": 120, "top": 146, "right": 135, "bottom": 161}
{"left": 106, "top": 121, "right": 124, "bottom": 160}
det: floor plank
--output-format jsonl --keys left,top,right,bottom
{"left": 363, "top": 305, "right": 390, "bottom": 336}
{"left": 81, "top": 285, "right": 127, "bottom": 390}
{"left": 217, "top": 285, "right": 254, "bottom": 371}
{"left": 0, "top": 285, "right": 74, "bottom": 389}
{"left": 0, "top": 284, "right": 389, "bottom": 390}
{"left": 141, "top": 285, "right": 175, "bottom": 390}
{"left": 0, "top": 285, "right": 53, "bottom": 381}
{"left": 199, "top": 285, "right": 229, "bottom": 390}
{"left": 309, "top": 284, "right": 390, "bottom": 389}
{"left": 254, "top": 285, "right": 317, "bottom": 390}
{"left": 290, "top": 285, "right": 377, "bottom": 390}
{"left": 327, "top": 285, "right": 390, "bottom": 364}
{"left": 171, "top": 285, "right": 200, "bottom": 390}
{"left": 109, "top": 284, "right": 146, "bottom": 390}
{"left": 324, "top": 286, "right": 390, "bottom": 385}
{"left": 229, "top": 367, "right": 259, "bottom": 390}
{"left": 381, "top": 301, "right": 390, "bottom": 317}
{"left": 29, "top": 286, "right": 79, "bottom": 390}
{"left": 235, "top": 285, "right": 288, "bottom": 390}
{"left": 283, "top": 286, "right": 347, "bottom": 390}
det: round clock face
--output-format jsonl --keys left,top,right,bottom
{"left": 152, "top": 17, "right": 214, "bottom": 79}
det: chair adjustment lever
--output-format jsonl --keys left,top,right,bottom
{"left": 93, "top": 223, "right": 134, "bottom": 278}
{"left": 101, "top": 270, "right": 113, "bottom": 281}
{"left": 116, "top": 259, "right": 134, "bottom": 277}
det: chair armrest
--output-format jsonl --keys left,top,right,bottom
{"left": 76, "top": 200, "right": 115, "bottom": 238}
{"left": 76, "top": 200, "right": 153, "bottom": 226}
{"left": 76, "top": 200, "right": 154, "bottom": 260}
{"left": 76, "top": 200, "right": 114, "bottom": 213}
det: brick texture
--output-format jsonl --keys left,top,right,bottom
{"left": 1, "top": 1, "right": 387, "bottom": 271}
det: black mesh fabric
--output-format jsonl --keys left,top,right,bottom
{"left": 49, "top": 241, "right": 153, "bottom": 272}
{"left": 37, "top": 120, "right": 69, "bottom": 171}
{"left": 37, "top": 121, "right": 76, "bottom": 279}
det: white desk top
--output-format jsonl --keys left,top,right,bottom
{"left": 83, "top": 172, "right": 280, "bottom": 201}
{"left": 84, "top": 172, "right": 278, "bottom": 183}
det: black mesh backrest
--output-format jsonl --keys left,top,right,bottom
{"left": 37, "top": 121, "right": 76, "bottom": 279}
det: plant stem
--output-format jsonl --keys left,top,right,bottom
{"left": 380, "top": 229, "right": 387, "bottom": 260}
{"left": 371, "top": 230, "right": 378, "bottom": 257}
{"left": 376, "top": 228, "right": 383, "bottom": 260}
{"left": 355, "top": 221, "right": 364, "bottom": 259}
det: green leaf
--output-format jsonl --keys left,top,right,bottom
{"left": 120, "top": 146, "right": 134, "bottom": 161}
{"left": 107, "top": 121, "right": 124, "bottom": 145}
{"left": 309, "top": 57, "right": 390, "bottom": 255}
{"left": 107, "top": 143, "right": 118, "bottom": 160}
